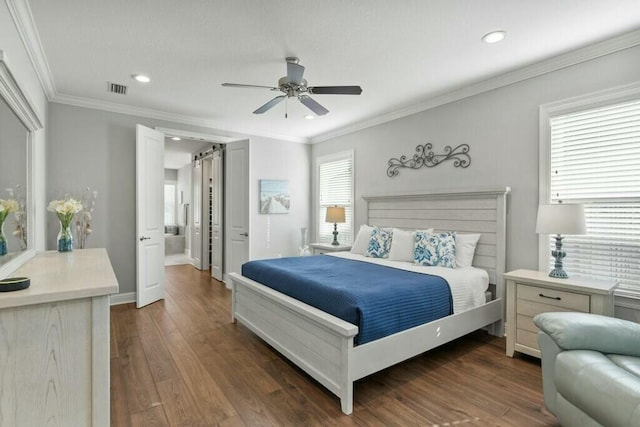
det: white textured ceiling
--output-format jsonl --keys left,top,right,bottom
{"left": 26, "top": 0, "right": 640, "bottom": 142}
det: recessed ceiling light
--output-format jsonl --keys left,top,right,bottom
{"left": 482, "top": 30, "right": 506, "bottom": 44}
{"left": 132, "top": 74, "right": 151, "bottom": 83}
{"left": 304, "top": 115, "right": 315, "bottom": 120}
{"left": 171, "top": 136, "right": 181, "bottom": 141}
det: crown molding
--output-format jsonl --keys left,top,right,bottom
{"left": 51, "top": 93, "right": 309, "bottom": 144}
{"left": 9, "top": 0, "right": 640, "bottom": 145}
{"left": 310, "top": 28, "right": 640, "bottom": 144}
{"left": 5, "top": 0, "right": 56, "bottom": 100}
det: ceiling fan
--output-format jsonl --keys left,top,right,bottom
{"left": 222, "top": 57, "right": 362, "bottom": 117}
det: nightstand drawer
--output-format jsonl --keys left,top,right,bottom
{"left": 516, "top": 314, "right": 538, "bottom": 333}
{"left": 517, "top": 283, "right": 590, "bottom": 312}
{"left": 516, "top": 299, "right": 581, "bottom": 318}
{"left": 516, "top": 328, "right": 539, "bottom": 350}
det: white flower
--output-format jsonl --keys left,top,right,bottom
{"left": 0, "top": 199, "right": 19, "bottom": 213}
{"left": 47, "top": 198, "right": 83, "bottom": 215}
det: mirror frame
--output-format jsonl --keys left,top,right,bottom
{"left": 0, "top": 50, "right": 42, "bottom": 279}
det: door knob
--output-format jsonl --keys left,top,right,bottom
{"left": 239, "top": 232, "right": 248, "bottom": 237}
{"left": 139, "top": 236, "right": 151, "bottom": 241}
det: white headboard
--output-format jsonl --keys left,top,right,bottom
{"left": 362, "top": 187, "right": 510, "bottom": 294}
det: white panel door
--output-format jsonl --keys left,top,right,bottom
{"left": 211, "top": 150, "right": 224, "bottom": 281}
{"left": 224, "top": 139, "right": 250, "bottom": 284}
{"left": 200, "top": 158, "right": 211, "bottom": 271}
{"left": 191, "top": 160, "right": 202, "bottom": 269}
{"left": 136, "top": 124, "right": 165, "bottom": 308}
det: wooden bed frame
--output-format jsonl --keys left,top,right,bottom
{"left": 229, "top": 187, "right": 510, "bottom": 414}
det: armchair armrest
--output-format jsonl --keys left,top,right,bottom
{"left": 533, "top": 312, "right": 640, "bottom": 357}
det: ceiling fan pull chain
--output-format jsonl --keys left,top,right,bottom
{"left": 285, "top": 97, "right": 288, "bottom": 119}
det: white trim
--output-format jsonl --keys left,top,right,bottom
{"left": 5, "top": 0, "right": 57, "bottom": 100}
{"left": 52, "top": 93, "right": 309, "bottom": 143}
{"left": 0, "top": 51, "right": 43, "bottom": 279}
{"left": 311, "top": 29, "right": 640, "bottom": 143}
{"left": 314, "top": 150, "right": 355, "bottom": 243}
{"left": 9, "top": 0, "right": 640, "bottom": 144}
{"left": 109, "top": 291, "right": 136, "bottom": 305}
{"left": 154, "top": 127, "right": 236, "bottom": 144}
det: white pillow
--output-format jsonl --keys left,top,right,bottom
{"left": 387, "top": 228, "right": 413, "bottom": 261}
{"left": 388, "top": 228, "right": 433, "bottom": 262}
{"left": 455, "top": 233, "right": 481, "bottom": 268}
{"left": 351, "top": 225, "right": 374, "bottom": 255}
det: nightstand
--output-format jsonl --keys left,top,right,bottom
{"left": 309, "top": 242, "right": 352, "bottom": 255}
{"left": 505, "top": 269, "right": 617, "bottom": 358}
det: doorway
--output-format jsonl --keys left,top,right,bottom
{"left": 158, "top": 128, "right": 234, "bottom": 280}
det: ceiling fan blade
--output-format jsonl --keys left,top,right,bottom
{"left": 308, "top": 86, "right": 363, "bottom": 95}
{"left": 253, "top": 96, "right": 286, "bottom": 114}
{"left": 222, "top": 83, "right": 279, "bottom": 90}
{"left": 298, "top": 95, "right": 329, "bottom": 116}
{"left": 287, "top": 62, "right": 305, "bottom": 85}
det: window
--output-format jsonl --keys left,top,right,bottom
{"left": 164, "top": 183, "right": 177, "bottom": 225}
{"left": 541, "top": 84, "right": 640, "bottom": 295}
{"left": 317, "top": 151, "right": 354, "bottom": 245}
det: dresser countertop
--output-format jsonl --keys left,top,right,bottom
{"left": 0, "top": 248, "right": 120, "bottom": 309}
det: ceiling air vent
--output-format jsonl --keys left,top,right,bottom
{"left": 107, "top": 82, "right": 128, "bottom": 95}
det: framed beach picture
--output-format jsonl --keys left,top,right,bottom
{"left": 259, "top": 180, "right": 290, "bottom": 214}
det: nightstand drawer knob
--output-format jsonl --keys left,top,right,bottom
{"left": 539, "top": 293, "right": 561, "bottom": 301}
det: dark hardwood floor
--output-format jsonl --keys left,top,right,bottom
{"left": 110, "top": 265, "right": 560, "bottom": 426}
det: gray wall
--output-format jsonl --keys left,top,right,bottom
{"left": 312, "top": 45, "right": 640, "bottom": 275}
{"left": 46, "top": 103, "right": 310, "bottom": 295}
{"left": 164, "top": 169, "right": 177, "bottom": 181}
{"left": 249, "top": 138, "right": 311, "bottom": 260}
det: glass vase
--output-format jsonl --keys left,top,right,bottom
{"left": 57, "top": 221, "right": 74, "bottom": 252}
{"left": 299, "top": 227, "right": 310, "bottom": 256}
{"left": 0, "top": 221, "right": 7, "bottom": 256}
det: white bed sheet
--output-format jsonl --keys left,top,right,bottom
{"left": 326, "top": 251, "right": 489, "bottom": 314}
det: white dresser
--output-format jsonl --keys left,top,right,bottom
{"left": 0, "top": 249, "right": 119, "bottom": 426}
{"left": 505, "top": 269, "right": 617, "bottom": 358}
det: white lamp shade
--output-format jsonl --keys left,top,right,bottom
{"left": 536, "top": 203, "right": 587, "bottom": 235}
{"left": 325, "top": 206, "right": 345, "bottom": 223}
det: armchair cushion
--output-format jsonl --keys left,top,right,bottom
{"left": 533, "top": 312, "right": 640, "bottom": 357}
{"left": 554, "top": 350, "right": 640, "bottom": 427}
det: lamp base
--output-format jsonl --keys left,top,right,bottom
{"left": 548, "top": 268, "right": 568, "bottom": 279}
{"left": 548, "top": 234, "right": 568, "bottom": 279}
{"left": 332, "top": 223, "right": 340, "bottom": 245}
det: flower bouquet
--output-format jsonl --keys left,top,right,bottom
{"left": 6, "top": 185, "right": 27, "bottom": 250}
{"left": 48, "top": 198, "right": 83, "bottom": 252}
{"left": 0, "top": 198, "right": 19, "bottom": 256}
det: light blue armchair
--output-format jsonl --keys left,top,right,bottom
{"left": 533, "top": 312, "right": 640, "bottom": 427}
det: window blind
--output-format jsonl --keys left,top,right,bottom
{"left": 318, "top": 154, "right": 353, "bottom": 244}
{"left": 549, "top": 98, "right": 640, "bottom": 292}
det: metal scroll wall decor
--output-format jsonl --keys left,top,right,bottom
{"left": 387, "top": 143, "right": 471, "bottom": 177}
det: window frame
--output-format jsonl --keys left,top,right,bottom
{"left": 539, "top": 81, "right": 640, "bottom": 298}
{"left": 314, "top": 150, "right": 355, "bottom": 245}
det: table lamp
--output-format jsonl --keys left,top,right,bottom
{"left": 325, "top": 206, "right": 346, "bottom": 245}
{"left": 536, "top": 202, "right": 586, "bottom": 278}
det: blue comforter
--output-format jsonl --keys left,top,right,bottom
{"left": 241, "top": 255, "right": 453, "bottom": 345}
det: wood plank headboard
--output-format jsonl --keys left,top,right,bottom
{"left": 362, "top": 187, "right": 510, "bottom": 297}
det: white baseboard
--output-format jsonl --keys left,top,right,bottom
{"left": 110, "top": 292, "right": 136, "bottom": 306}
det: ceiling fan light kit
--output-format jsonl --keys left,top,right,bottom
{"left": 222, "top": 57, "right": 362, "bottom": 117}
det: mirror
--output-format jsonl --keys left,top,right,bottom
{"left": 0, "top": 96, "right": 28, "bottom": 261}
{"left": 0, "top": 51, "right": 42, "bottom": 278}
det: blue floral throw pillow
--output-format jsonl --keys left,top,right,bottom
{"left": 414, "top": 231, "right": 457, "bottom": 268}
{"left": 365, "top": 227, "right": 392, "bottom": 258}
